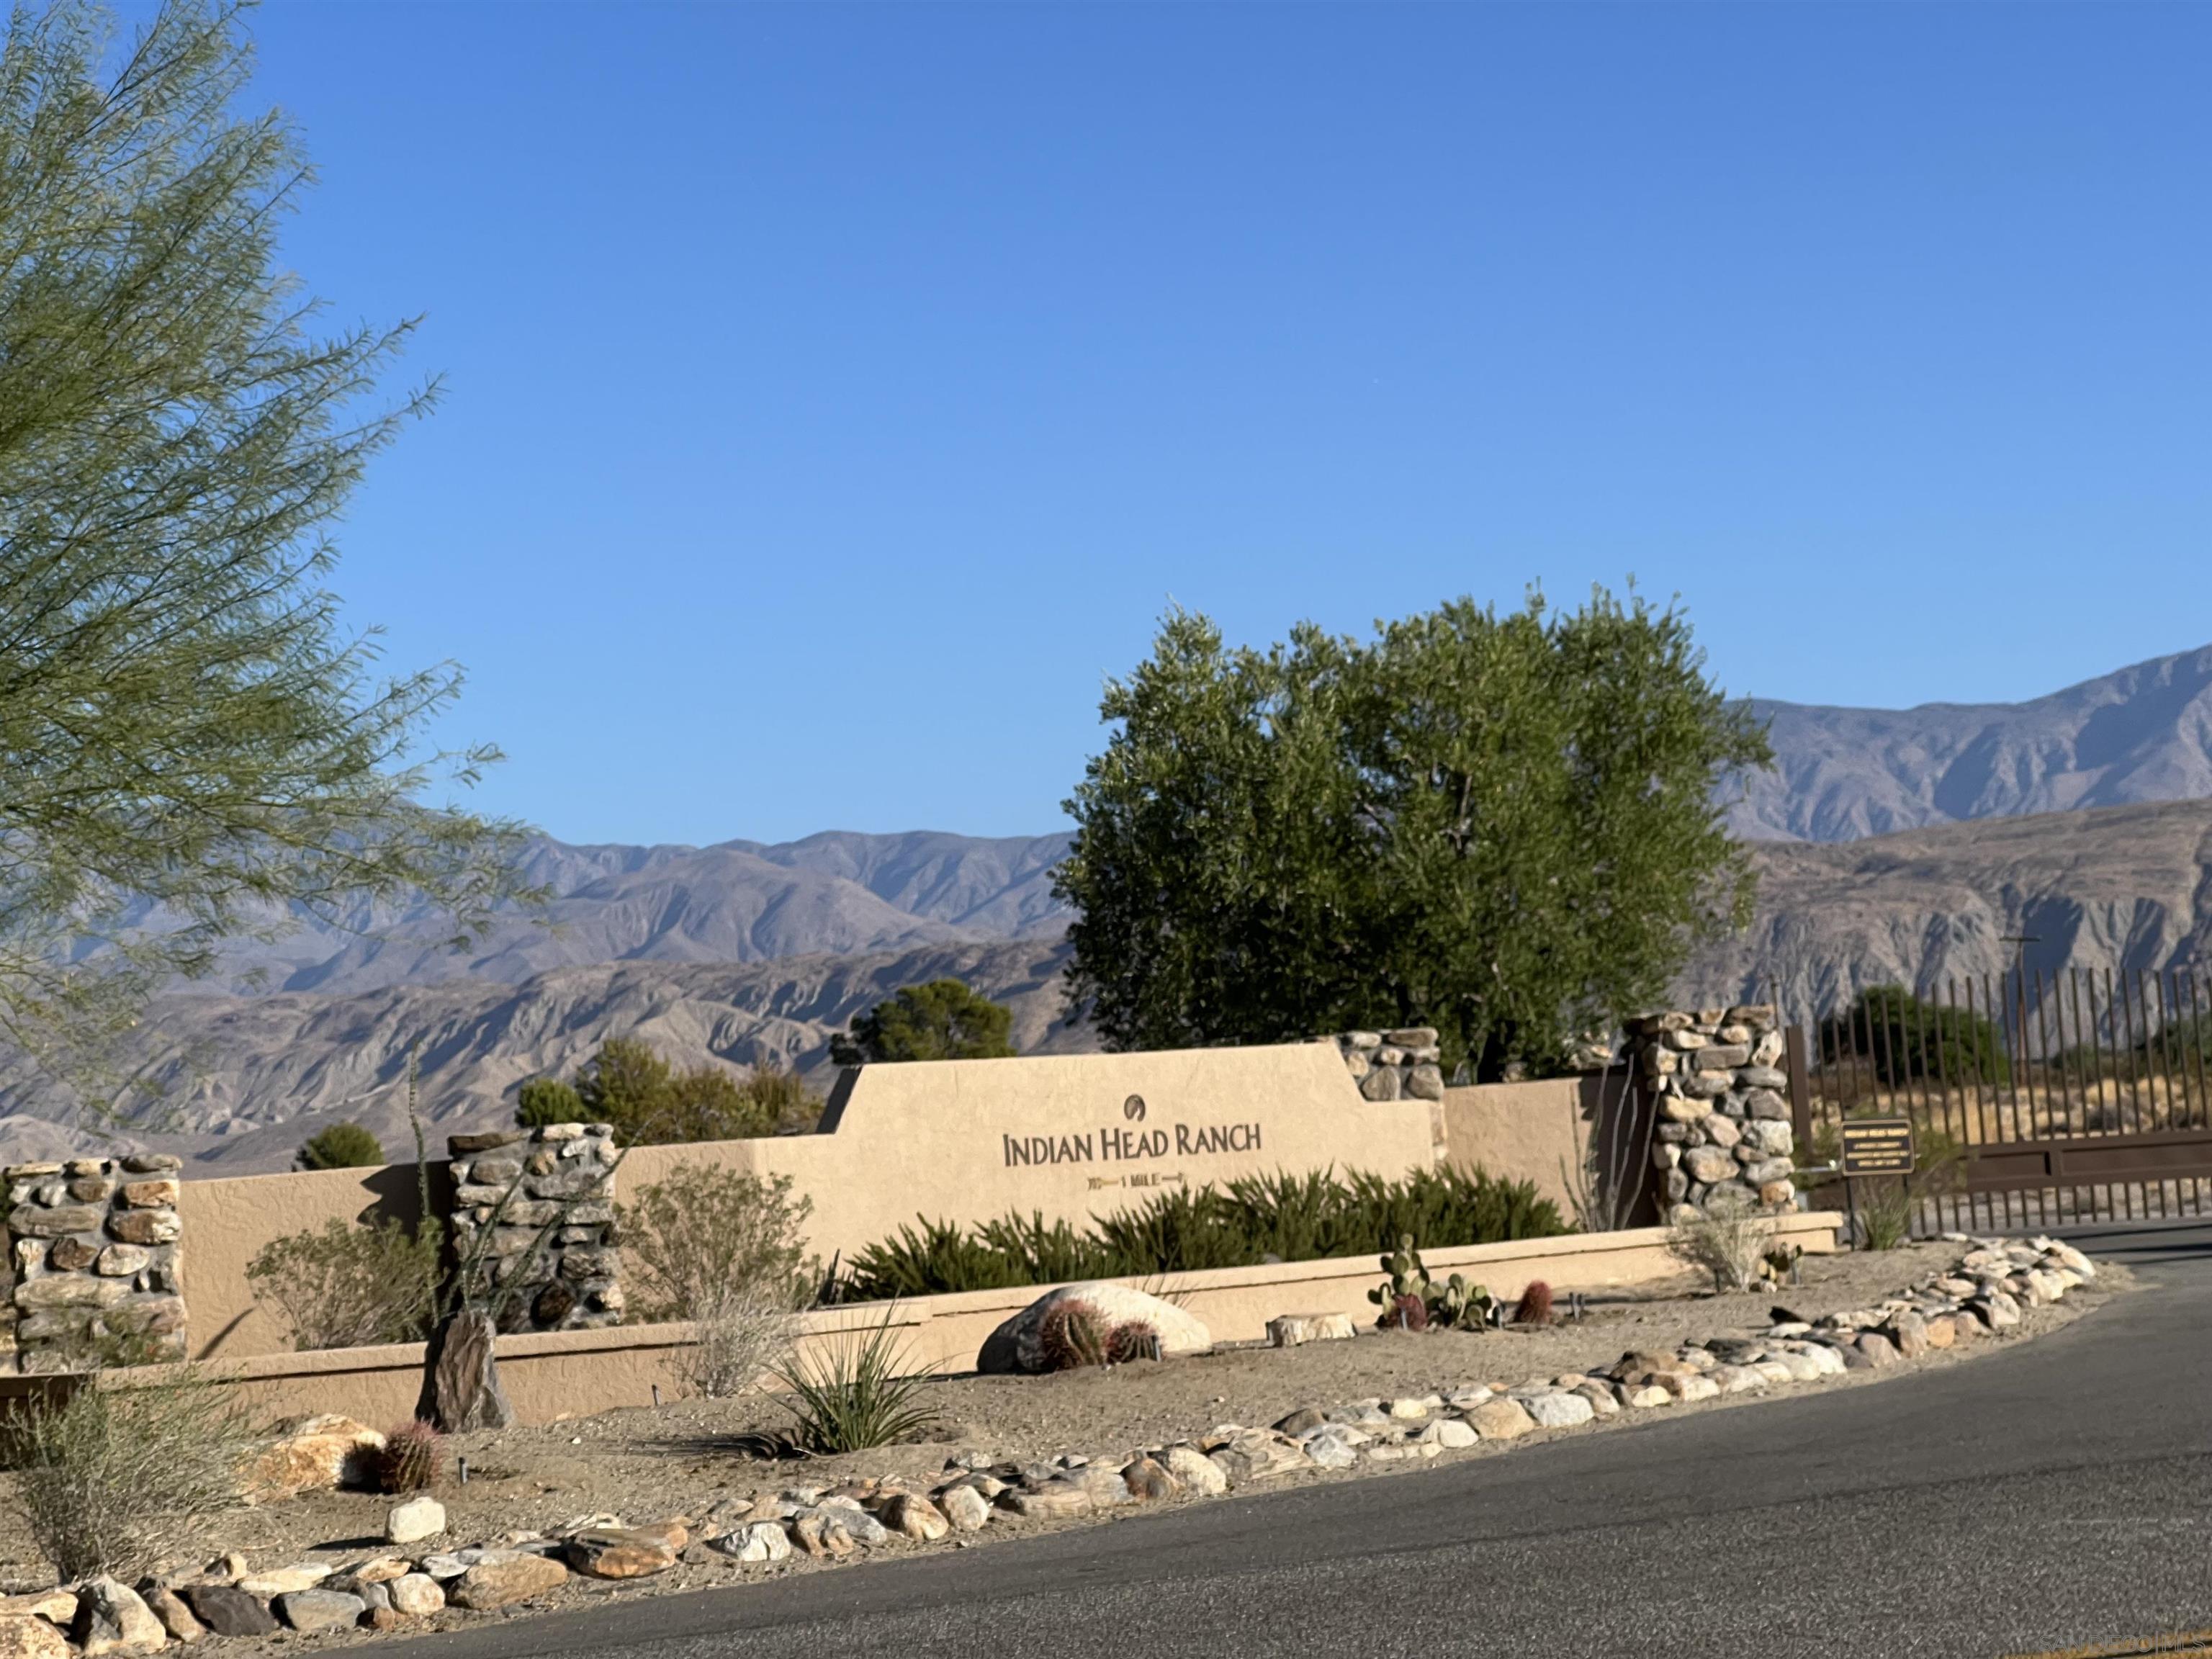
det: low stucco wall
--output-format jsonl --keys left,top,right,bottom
{"left": 97, "top": 1214, "right": 1843, "bottom": 1426}
{"left": 169, "top": 1050, "right": 1619, "bottom": 1367}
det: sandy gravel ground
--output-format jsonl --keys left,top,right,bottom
{"left": 0, "top": 1241, "right": 2133, "bottom": 1651}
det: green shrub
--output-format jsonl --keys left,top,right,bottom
{"left": 829, "top": 979, "right": 1016, "bottom": 1064}
{"left": 516, "top": 1076, "right": 585, "bottom": 1128}
{"left": 620, "top": 1163, "right": 817, "bottom": 1323}
{"left": 296, "top": 1121, "right": 385, "bottom": 1170}
{"left": 516, "top": 1039, "right": 822, "bottom": 1145}
{"left": 1820, "top": 985, "right": 2009, "bottom": 1086}
{"left": 621, "top": 1162, "right": 819, "bottom": 1398}
{"left": 835, "top": 1166, "right": 1570, "bottom": 1300}
{"left": 4, "top": 1370, "right": 259, "bottom": 1581}
{"left": 244, "top": 1216, "right": 441, "bottom": 1350}
{"left": 774, "top": 1313, "right": 940, "bottom": 1452}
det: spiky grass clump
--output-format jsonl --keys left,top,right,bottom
{"left": 1035, "top": 1302, "right": 1110, "bottom": 1372}
{"left": 775, "top": 1314, "right": 941, "bottom": 1454}
{"left": 1513, "top": 1279, "right": 1553, "bottom": 1325}
{"left": 1105, "top": 1319, "right": 1158, "bottom": 1364}
{"left": 377, "top": 1419, "right": 444, "bottom": 1494}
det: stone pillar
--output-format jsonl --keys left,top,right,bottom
{"left": 4, "top": 1154, "right": 185, "bottom": 1372}
{"left": 1629, "top": 1005, "right": 1795, "bottom": 1220}
{"left": 446, "top": 1125, "right": 622, "bottom": 1333}
{"left": 1331, "top": 1028, "right": 1447, "bottom": 1102}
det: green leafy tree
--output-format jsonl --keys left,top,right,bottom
{"left": 297, "top": 1120, "right": 385, "bottom": 1170}
{"left": 1819, "top": 984, "right": 2010, "bottom": 1086}
{"left": 516, "top": 1038, "right": 822, "bottom": 1145}
{"left": 0, "top": 1, "right": 526, "bottom": 1089}
{"left": 830, "top": 979, "right": 1016, "bottom": 1064}
{"left": 1053, "top": 591, "right": 1771, "bottom": 1079}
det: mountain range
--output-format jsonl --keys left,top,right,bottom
{"left": 1727, "top": 643, "right": 2212, "bottom": 842}
{"left": 6, "top": 642, "right": 2212, "bottom": 1169}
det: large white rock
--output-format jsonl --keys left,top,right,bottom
{"left": 978, "top": 1283, "right": 1211, "bottom": 1374}
{"left": 387, "top": 1496, "right": 447, "bottom": 1545}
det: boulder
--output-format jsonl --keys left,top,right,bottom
{"left": 1207, "top": 1431, "right": 1304, "bottom": 1485}
{"left": 1849, "top": 1336, "right": 1902, "bottom": 1371}
{"left": 176, "top": 1588, "right": 275, "bottom": 1639}
{"left": 388, "top": 1576, "right": 445, "bottom": 1619}
{"left": 565, "top": 1523, "right": 686, "bottom": 1579}
{"left": 235, "top": 1564, "right": 332, "bottom": 1599}
{"left": 709, "top": 1523, "right": 793, "bottom": 1563}
{"left": 447, "top": 1552, "right": 570, "bottom": 1611}
{"left": 1120, "top": 1457, "right": 1177, "bottom": 1501}
{"left": 1161, "top": 1444, "right": 1228, "bottom": 1496}
{"left": 274, "top": 1590, "right": 364, "bottom": 1634}
{"left": 0, "top": 1593, "right": 76, "bottom": 1626}
{"left": 1465, "top": 1399, "right": 1537, "bottom": 1439}
{"left": 72, "top": 1579, "right": 165, "bottom": 1656}
{"left": 1302, "top": 1429, "right": 1361, "bottom": 1468}
{"left": 139, "top": 1587, "right": 204, "bottom": 1644}
{"left": 1520, "top": 1392, "right": 1596, "bottom": 1429}
{"left": 0, "top": 1619, "right": 68, "bottom": 1659}
{"left": 937, "top": 1485, "right": 992, "bottom": 1531}
{"left": 386, "top": 1496, "right": 446, "bottom": 1545}
{"left": 1266, "top": 1313, "right": 1355, "bottom": 1347}
{"left": 246, "top": 1416, "right": 385, "bottom": 1500}
{"left": 419, "top": 1310, "right": 515, "bottom": 1432}
{"left": 978, "top": 1284, "right": 1210, "bottom": 1374}
{"left": 881, "top": 1493, "right": 951, "bottom": 1539}
{"left": 1000, "top": 1483, "right": 1092, "bottom": 1519}
{"left": 788, "top": 1514, "right": 858, "bottom": 1557}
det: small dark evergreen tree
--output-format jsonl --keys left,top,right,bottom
{"left": 297, "top": 1121, "right": 385, "bottom": 1170}
{"left": 1818, "top": 984, "right": 2010, "bottom": 1086}
{"left": 830, "top": 979, "right": 1016, "bottom": 1064}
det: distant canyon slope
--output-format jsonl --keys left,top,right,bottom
{"left": 6, "top": 645, "right": 2212, "bottom": 1169}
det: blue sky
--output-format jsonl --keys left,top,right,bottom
{"left": 232, "top": 2, "right": 2212, "bottom": 846}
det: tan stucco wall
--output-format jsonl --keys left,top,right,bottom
{"left": 1439, "top": 1077, "right": 1588, "bottom": 1216}
{"left": 177, "top": 1042, "right": 1437, "bottom": 1362}
{"left": 180, "top": 1162, "right": 442, "bottom": 1362}
{"left": 58, "top": 1214, "right": 1843, "bottom": 1426}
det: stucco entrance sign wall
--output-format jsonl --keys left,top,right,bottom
{"left": 767, "top": 1041, "right": 1439, "bottom": 1251}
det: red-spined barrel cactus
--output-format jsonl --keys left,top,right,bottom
{"left": 1514, "top": 1279, "right": 1554, "bottom": 1326}
{"left": 378, "top": 1419, "right": 445, "bottom": 1494}
{"left": 1035, "top": 1301, "right": 1110, "bottom": 1371}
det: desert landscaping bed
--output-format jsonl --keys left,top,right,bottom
{"left": 0, "top": 1233, "right": 2129, "bottom": 1656}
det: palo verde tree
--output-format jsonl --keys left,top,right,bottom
{"left": 1053, "top": 590, "right": 1772, "bottom": 1080}
{"left": 829, "top": 977, "right": 1016, "bottom": 1064}
{"left": 0, "top": 1, "right": 525, "bottom": 1086}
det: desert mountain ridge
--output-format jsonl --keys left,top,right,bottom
{"left": 1728, "top": 642, "right": 2212, "bottom": 842}
{"left": 7, "top": 798, "right": 2208, "bottom": 1174}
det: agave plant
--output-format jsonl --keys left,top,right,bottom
{"left": 774, "top": 1313, "right": 942, "bottom": 1453}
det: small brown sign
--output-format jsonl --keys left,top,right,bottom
{"left": 1838, "top": 1116, "right": 1915, "bottom": 1177}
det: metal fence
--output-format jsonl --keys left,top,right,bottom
{"left": 1771, "top": 967, "right": 2212, "bottom": 1235}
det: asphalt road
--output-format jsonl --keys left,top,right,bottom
{"left": 389, "top": 1221, "right": 2212, "bottom": 1659}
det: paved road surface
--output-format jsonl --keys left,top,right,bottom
{"left": 391, "top": 1221, "right": 2212, "bottom": 1659}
